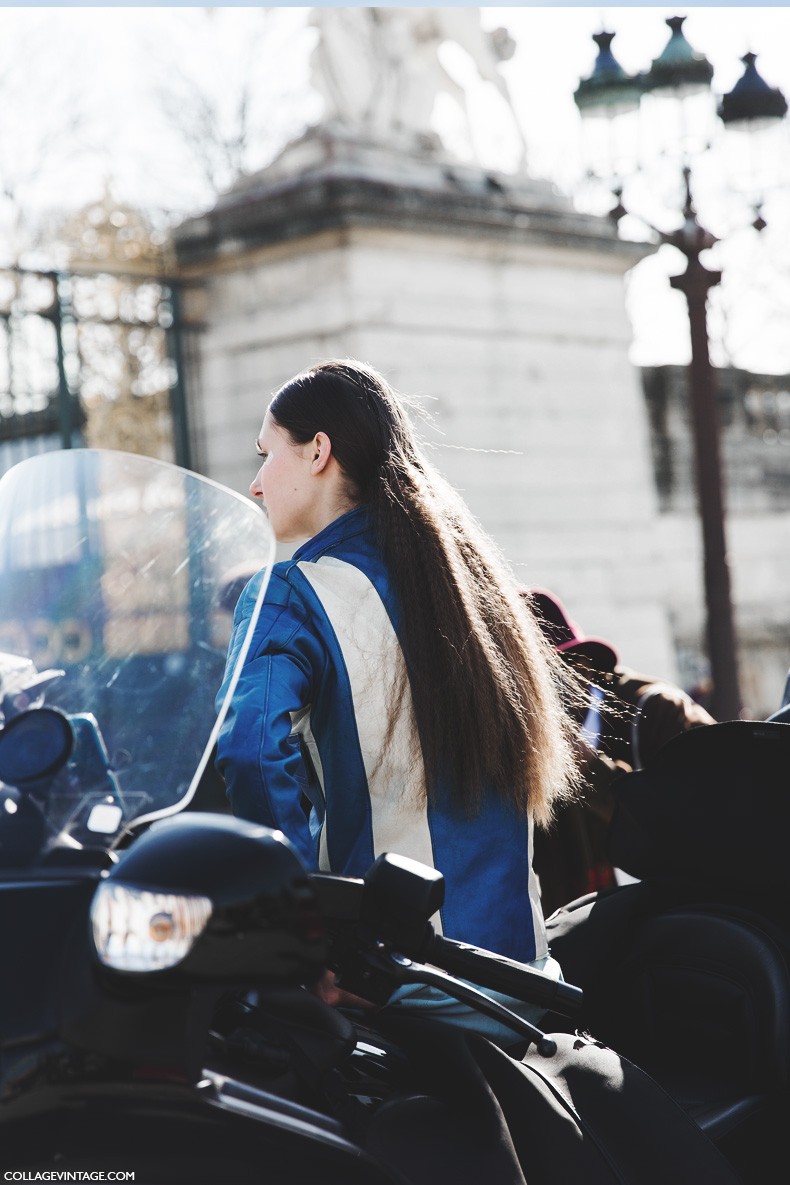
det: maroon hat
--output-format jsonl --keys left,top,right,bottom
{"left": 521, "top": 587, "right": 618, "bottom": 673}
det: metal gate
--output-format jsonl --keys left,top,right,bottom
{"left": 0, "top": 266, "right": 192, "bottom": 479}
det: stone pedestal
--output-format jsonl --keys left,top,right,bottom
{"left": 174, "top": 127, "right": 676, "bottom": 677}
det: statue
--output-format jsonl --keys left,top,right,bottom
{"left": 307, "top": 7, "right": 528, "bottom": 170}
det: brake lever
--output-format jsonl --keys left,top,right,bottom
{"left": 359, "top": 946, "right": 557, "bottom": 1057}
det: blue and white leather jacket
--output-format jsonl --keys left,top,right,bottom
{"left": 215, "top": 507, "right": 547, "bottom": 964}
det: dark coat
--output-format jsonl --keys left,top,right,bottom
{"left": 534, "top": 666, "right": 715, "bottom": 918}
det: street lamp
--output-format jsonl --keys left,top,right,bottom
{"left": 574, "top": 15, "right": 788, "bottom": 722}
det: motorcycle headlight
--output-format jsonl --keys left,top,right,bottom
{"left": 91, "top": 881, "right": 213, "bottom": 972}
{"left": 90, "top": 813, "right": 327, "bottom": 984}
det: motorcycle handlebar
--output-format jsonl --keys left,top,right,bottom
{"left": 311, "top": 871, "right": 583, "bottom": 1015}
{"left": 429, "top": 934, "right": 583, "bottom": 1014}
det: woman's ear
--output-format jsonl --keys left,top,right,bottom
{"left": 310, "top": 432, "right": 332, "bottom": 474}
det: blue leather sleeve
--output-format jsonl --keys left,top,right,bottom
{"left": 214, "top": 572, "right": 321, "bottom": 870}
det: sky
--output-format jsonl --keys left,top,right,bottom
{"left": 1, "top": 5, "right": 789, "bottom": 373}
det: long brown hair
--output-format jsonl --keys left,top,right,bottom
{"left": 269, "top": 359, "right": 581, "bottom": 826}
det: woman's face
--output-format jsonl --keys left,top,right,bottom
{"left": 251, "top": 411, "right": 318, "bottom": 543}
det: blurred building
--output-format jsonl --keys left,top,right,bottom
{"left": 641, "top": 365, "right": 790, "bottom": 715}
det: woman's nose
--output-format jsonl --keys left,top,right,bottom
{"left": 250, "top": 472, "right": 262, "bottom": 498}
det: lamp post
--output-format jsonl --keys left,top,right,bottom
{"left": 574, "top": 15, "right": 788, "bottom": 722}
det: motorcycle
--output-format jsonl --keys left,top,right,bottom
{"left": 545, "top": 709, "right": 790, "bottom": 1185}
{"left": 0, "top": 448, "right": 751, "bottom": 1185}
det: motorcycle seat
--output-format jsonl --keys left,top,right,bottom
{"left": 577, "top": 903, "right": 790, "bottom": 1185}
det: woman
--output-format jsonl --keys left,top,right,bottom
{"left": 215, "top": 359, "right": 581, "bottom": 1038}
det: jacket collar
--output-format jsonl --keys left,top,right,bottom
{"left": 292, "top": 505, "right": 371, "bottom": 562}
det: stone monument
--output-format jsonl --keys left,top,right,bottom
{"left": 174, "top": 7, "right": 677, "bottom": 678}
{"left": 306, "top": 8, "right": 527, "bottom": 168}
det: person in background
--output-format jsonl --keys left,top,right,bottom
{"left": 214, "top": 359, "right": 583, "bottom": 1045}
{"left": 522, "top": 587, "right": 716, "bottom": 917}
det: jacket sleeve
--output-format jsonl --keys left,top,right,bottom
{"left": 214, "top": 574, "right": 320, "bottom": 870}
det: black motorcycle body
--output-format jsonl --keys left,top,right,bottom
{"left": 546, "top": 717, "right": 790, "bottom": 1185}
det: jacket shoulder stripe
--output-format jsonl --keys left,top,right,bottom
{"left": 297, "top": 557, "right": 439, "bottom": 910}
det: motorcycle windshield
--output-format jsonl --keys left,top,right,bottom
{"left": 0, "top": 449, "right": 274, "bottom": 860}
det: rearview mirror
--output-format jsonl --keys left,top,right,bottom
{"left": 0, "top": 707, "right": 73, "bottom": 786}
